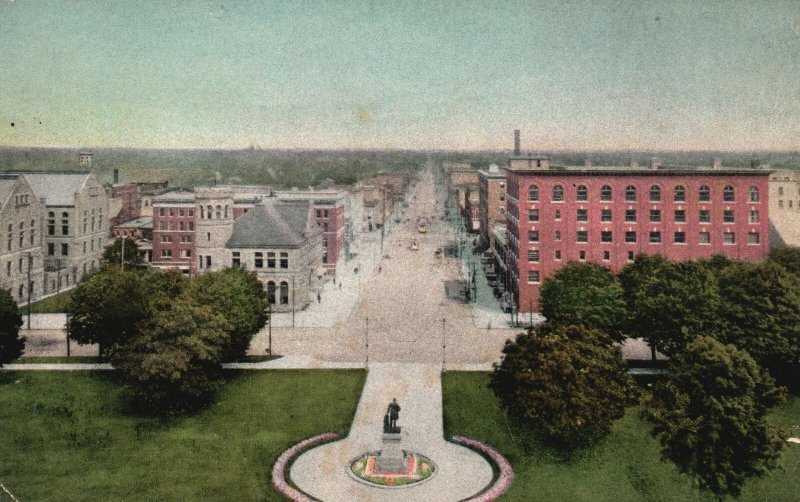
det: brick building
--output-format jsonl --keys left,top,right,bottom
{"left": 151, "top": 189, "right": 196, "bottom": 273}
{"left": 110, "top": 181, "right": 169, "bottom": 227}
{"left": 478, "top": 164, "right": 507, "bottom": 250}
{"left": 505, "top": 155, "right": 770, "bottom": 313}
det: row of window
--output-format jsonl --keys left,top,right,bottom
{"left": 158, "top": 207, "right": 195, "bottom": 217}
{"left": 46, "top": 210, "right": 104, "bottom": 237}
{"left": 4, "top": 255, "right": 35, "bottom": 276}
{"left": 161, "top": 249, "right": 192, "bottom": 258}
{"left": 5, "top": 221, "right": 37, "bottom": 251}
{"left": 198, "top": 205, "right": 228, "bottom": 219}
{"left": 266, "top": 281, "right": 290, "bottom": 305}
{"left": 231, "top": 251, "right": 289, "bottom": 269}
{"left": 777, "top": 199, "right": 799, "bottom": 210}
{"left": 160, "top": 235, "right": 193, "bottom": 243}
{"left": 527, "top": 208, "right": 760, "bottom": 224}
{"left": 158, "top": 221, "right": 195, "bottom": 231}
{"left": 526, "top": 230, "right": 759, "bottom": 246}
{"left": 315, "top": 209, "right": 330, "bottom": 218}
{"left": 527, "top": 184, "right": 759, "bottom": 203}
{"left": 46, "top": 237, "right": 104, "bottom": 257}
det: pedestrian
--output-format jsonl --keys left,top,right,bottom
{"left": 317, "top": 291, "right": 321, "bottom": 303}
{"left": 339, "top": 282, "right": 342, "bottom": 290}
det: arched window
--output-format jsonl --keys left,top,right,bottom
{"left": 199, "top": 206, "right": 204, "bottom": 219}
{"left": 649, "top": 185, "right": 661, "bottom": 202}
{"left": 699, "top": 185, "right": 710, "bottom": 202}
{"left": 279, "top": 281, "right": 289, "bottom": 305}
{"left": 528, "top": 185, "right": 539, "bottom": 202}
{"left": 625, "top": 185, "right": 637, "bottom": 202}
{"left": 206, "top": 205, "right": 213, "bottom": 219}
{"left": 224, "top": 205, "right": 229, "bottom": 218}
{"left": 61, "top": 212, "right": 69, "bottom": 235}
{"left": 600, "top": 185, "right": 612, "bottom": 201}
{"left": 215, "top": 205, "right": 222, "bottom": 219}
{"left": 267, "top": 281, "right": 276, "bottom": 305}
{"left": 576, "top": 185, "right": 588, "bottom": 201}
{"left": 723, "top": 185, "right": 735, "bottom": 202}
{"left": 48, "top": 212, "right": 55, "bottom": 236}
{"left": 748, "top": 186, "right": 759, "bottom": 202}
{"left": 674, "top": 185, "right": 685, "bottom": 202}
{"left": 552, "top": 185, "right": 564, "bottom": 202}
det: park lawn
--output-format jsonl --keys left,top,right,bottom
{"left": 0, "top": 369, "right": 365, "bottom": 502}
{"left": 21, "top": 289, "right": 73, "bottom": 314}
{"left": 442, "top": 372, "right": 800, "bottom": 502}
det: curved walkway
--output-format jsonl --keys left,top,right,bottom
{"left": 290, "top": 363, "right": 493, "bottom": 501}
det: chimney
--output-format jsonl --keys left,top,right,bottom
{"left": 750, "top": 156, "right": 760, "bottom": 169}
{"left": 711, "top": 157, "right": 722, "bottom": 169}
{"left": 649, "top": 158, "right": 661, "bottom": 170}
{"left": 629, "top": 159, "right": 639, "bottom": 168}
{"left": 584, "top": 158, "right": 592, "bottom": 168}
{"left": 514, "top": 129, "right": 520, "bottom": 156}
{"left": 113, "top": 169, "right": 119, "bottom": 185}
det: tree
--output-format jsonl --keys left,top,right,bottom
{"left": 768, "top": 246, "right": 800, "bottom": 278}
{"left": 0, "top": 290, "right": 24, "bottom": 366}
{"left": 621, "top": 258, "right": 722, "bottom": 357}
{"left": 103, "top": 237, "right": 142, "bottom": 270}
{"left": 716, "top": 261, "right": 800, "bottom": 391}
{"left": 540, "top": 262, "right": 626, "bottom": 341}
{"left": 185, "top": 268, "right": 268, "bottom": 361}
{"left": 108, "top": 299, "right": 232, "bottom": 413}
{"left": 644, "top": 336, "right": 785, "bottom": 496}
{"left": 491, "top": 324, "right": 634, "bottom": 449}
{"left": 66, "top": 268, "right": 150, "bottom": 354}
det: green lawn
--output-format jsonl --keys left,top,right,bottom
{"left": 443, "top": 372, "right": 800, "bottom": 502}
{"left": 21, "top": 289, "right": 73, "bottom": 314}
{"left": 0, "top": 370, "right": 365, "bottom": 501}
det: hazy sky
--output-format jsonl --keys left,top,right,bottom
{"left": 1, "top": 1, "right": 799, "bottom": 151}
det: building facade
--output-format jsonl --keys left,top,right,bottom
{"left": 505, "top": 156, "right": 771, "bottom": 312}
{"left": 478, "top": 165, "right": 507, "bottom": 250}
{"left": 151, "top": 189, "right": 196, "bottom": 273}
{"left": 768, "top": 169, "right": 800, "bottom": 247}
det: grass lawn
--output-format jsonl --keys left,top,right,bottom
{"left": 11, "top": 356, "right": 104, "bottom": 364}
{"left": 21, "top": 289, "right": 73, "bottom": 314}
{"left": 0, "top": 369, "right": 365, "bottom": 501}
{"left": 443, "top": 372, "right": 800, "bottom": 502}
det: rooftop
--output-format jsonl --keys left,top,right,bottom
{"left": 17, "top": 172, "right": 93, "bottom": 206}
{"left": 117, "top": 216, "right": 153, "bottom": 228}
{"left": 227, "top": 200, "right": 313, "bottom": 248}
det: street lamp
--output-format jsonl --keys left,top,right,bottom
{"left": 441, "top": 318, "right": 446, "bottom": 372}
{"left": 26, "top": 252, "right": 32, "bottom": 330}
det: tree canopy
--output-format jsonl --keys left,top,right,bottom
{"left": 768, "top": 246, "right": 800, "bottom": 278}
{"left": 103, "top": 237, "right": 142, "bottom": 270}
{"left": 491, "top": 324, "right": 634, "bottom": 449}
{"left": 540, "top": 262, "right": 626, "bottom": 342}
{"left": 0, "top": 289, "right": 24, "bottom": 366}
{"left": 644, "top": 336, "right": 785, "bottom": 496}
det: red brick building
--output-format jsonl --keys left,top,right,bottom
{"left": 151, "top": 189, "right": 196, "bottom": 273}
{"left": 478, "top": 164, "right": 507, "bottom": 250}
{"left": 505, "top": 155, "right": 770, "bottom": 313}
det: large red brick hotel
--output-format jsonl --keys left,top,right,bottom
{"left": 505, "top": 155, "right": 770, "bottom": 312}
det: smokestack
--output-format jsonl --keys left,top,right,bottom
{"left": 113, "top": 169, "right": 119, "bottom": 185}
{"left": 514, "top": 129, "right": 520, "bottom": 156}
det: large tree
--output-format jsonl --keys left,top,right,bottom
{"left": 716, "top": 261, "right": 800, "bottom": 391}
{"left": 0, "top": 289, "right": 24, "bottom": 366}
{"left": 491, "top": 324, "right": 634, "bottom": 449}
{"left": 185, "top": 268, "right": 268, "bottom": 361}
{"left": 644, "top": 336, "right": 785, "bottom": 497}
{"left": 540, "top": 262, "right": 626, "bottom": 341}
{"left": 768, "top": 246, "right": 800, "bottom": 277}
{"left": 108, "top": 299, "right": 232, "bottom": 413}
{"left": 103, "top": 237, "right": 142, "bottom": 270}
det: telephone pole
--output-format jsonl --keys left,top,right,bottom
{"left": 26, "top": 252, "right": 32, "bottom": 330}
{"left": 441, "top": 318, "right": 446, "bottom": 373}
{"left": 365, "top": 317, "right": 370, "bottom": 368}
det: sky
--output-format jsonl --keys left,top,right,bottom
{"left": 1, "top": 0, "right": 799, "bottom": 151}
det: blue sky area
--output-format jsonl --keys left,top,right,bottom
{"left": 1, "top": 1, "right": 798, "bottom": 150}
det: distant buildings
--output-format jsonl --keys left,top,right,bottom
{"left": 478, "top": 164, "right": 507, "bottom": 250}
{"left": 768, "top": 170, "right": 800, "bottom": 247}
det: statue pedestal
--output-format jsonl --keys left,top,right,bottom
{"left": 374, "top": 432, "right": 407, "bottom": 473}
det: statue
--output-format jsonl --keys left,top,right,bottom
{"left": 388, "top": 398, "right": 401, "bottom": 433}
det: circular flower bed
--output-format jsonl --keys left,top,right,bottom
{"left": 451, "top": 435, "right": 514, "bottom": 501}
{"left": 349, "top": 451, "right": 436, "bottom": 487}
{"left": 272, "top": 431, "right": 341, "bottom": 501}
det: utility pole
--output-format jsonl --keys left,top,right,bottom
{"left": 267, "top": 302, "right": 272, "bottom": 355}
{"left": 26, "top": 252, "right": 32, "bottom": 330}
{"left": 441, "top": 318, "right": 446, "bottom": 373}
{"left": 120, "top": 237, "right": 125, "bottom": 271}
{"left": 365, "top": 317, "right": 369, "bottom": 368}
{"left": 291, "top": 275, "right": 296, "bottom": 328}
{"left": 380, "top": 187, "right": 385, "bottom": 254}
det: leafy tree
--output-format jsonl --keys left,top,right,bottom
{"left": 540, "top": 262, "right": 626, "bottom": 341}
{"left": 768, "top": 246, "right": 800, "bottom": 277}
{"left": 103, "top": 238, "right": 142, "bottom": 270}
{"left": 491, "top": 324, "right": 634, "bottom": 449}
{"left": 621, "top": 258, "right": 722, "bottom": 357}
{"left": 66, "top": 268, "right": 150, "bottom": 354}
{"left": 185, "top": 268, "right": 268, "bottom": 361}
{"left": 108, "top": 299, "right": 232, "bottom": 413}
{"left": 644, "top": 336, "right": 785, "bottom": 496}
{"left": 0, "top": 290, "right": 24, "bottom": 366}
{"left": 716, "top": 261, "right": 800, "bottom": 391}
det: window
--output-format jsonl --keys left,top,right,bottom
{"left": 323, "top": 238, "right": 328, "bottom": 248}
{"left": 255, "top": 252, "right": 263, "bottom": 268}
{"left": 215, "top": 205, "right": 221, "bottom": 219}
{"left": 206, "top": 205, "right": 213, "bottom": 219}
{"left": 603, "top": 250, "right": 610, "bottom": 261}
{"left": 579, "top": 250, "right": 586, "bottom": 261}
{"left": 576, "top": 185, "right": 588, "bottom": 201}
{"left": 181, "top": 249, "right": 192, "bottom": 258}
{"left": 627, "top": 251, "right": 635, "bottom": 262}
{"left": 316, "top": 209, "right": 322, "bottom": 218}
{"left": 649, "top": 231, "right": 661, "bottom": 243}
{"left": 748, "top": 232, "right": 760, "bottom": 244}
{"left": 267, "top": 252, "right": 276, "bottom": 268}
{"left": 649, "top": 185, "right": 661, "bottom": 202}
{"left": 577, "top": 230, "right": 588, "bottom": 243}
{"left": 723, "top": 210, "right": 734, "bottom": 223}
{"left": 601, "top": 209, "right": 612, "bottom": 222}
{"left": 232, "top": 252, "right": 240, "bottom": 267}
{"left": 601, "top": 231, "right": 612, "bottom": 243}
{"left": 554, "top": 209, "right": 561, "bottom": 220}
{"left": 624, "top": 209, "right": 636, "bottom": 223}
{"left": 674, "top": 210, "right": 686, "bottom": 223}
{"left": 280, "top": 281, "right": 289, "bottom": 304}
{"left": 179, "top": 221, "right": 185, "bottom": 231}
{"left": 528, "top": 249, "right": 539, "bottom": 262}
{"left": 554, "top": 250, "right": 562, "bottom": 260}
{"left": 528, "top": 209, "right": 539, "bottom": 222}
{"left": 528, "top": 185, "right": 539, "bottom": 201}
{"left": 528, "top": 230, "right": 539, "bottom": 243}
{"left": 62, "top": 212, "right": 69, "bottom": 235}
{"left": 674, "top": 185, "right": 686, "bottom": 202}
{"left": 649, "top": 210, "right": 661, "bottom": 222}
{"left": 18, "top": 223, "right": 23, "bottom": 247}
{"left": 576, "top": 209, "right": 588, "bottom": 222}
{"left": 554, "top": 230, "right": 561, "bottom": 240}
{"left": 161, "top": 235, "right": 172, "bottom": 243}
{"left": 161, "top": 249, "right": 172, "bottom": 258}
{"left": 749, "top": 210, "right": 760, "bottom": 223}
{"left": 159, "top": 208, "right": 165, "bottom": 216}
{"left": 552, "top": 185, "right": 564, "bottom": 202}
{"left": 699, "top": 210, "right": 710, "bottom": 223}
{"left": 5, "top": 262, "right": 9, "bottom": 276}
{"left": 600, "top": 185, "right": 612, "bottom": 201}
{"left": 625, "top": 185, "right": 637, "bottom": 202}
{"left": 61, "top": 243, "right": 69, "bottom": 256}
{"left": 625, "top": 231, "right": 637, "bottom": 243}
{"left": 723, "top": 185, "right": 735, "bottom": 202}
{"left": 527, "top": 270, "right": 540, "bottom": 283}
{"left": 48, "top": 212, "right": 55, "bottom": 235}
{"left": 189, "top": 222, "right": 194, "bottom": 231}
{"left": 699, "top": 185, "right": 710, "bottom": 202}
{"left": 699, "top": 231, "right": 710, "bottom": 244}
{"left": 48, "top": 243, "right": 54, "bottom": 255}
{"left": 779, "top": 187, "right": 785, "bottom": 196}
{"left": 206, "top": 256, "right": 211, "bottom": 268}
{"left": 279, "top": 252, "right": 289, "bottom": 269}
{"left": 267, "top": 281, "right": 276, "bottom": 304}
{"left": 188, "top": 209, "right": 193, "bottom": 217}
{"left": 723, "top": 232, "right": 735, "bottom": 244}
{"left": 207, "top": 232, "right": 211, "bottom": 241}
{"left": 749, "top": 186, "right": 760, "bottom": 202}
{"left": 83, "top": 241, "right": 86, "bottom": 254}
{"left": 5, "top": 224, "right": 10, "bottom": 251}
{"left": 181, "top": 235, "right": 192, "bottom": 243}
{"left": 674, "top": 231, "right": 686, "bottom": 243}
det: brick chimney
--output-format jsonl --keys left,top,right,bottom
{"left": 514, "top": 130, "right": 520, "bottom": 156}
{"left": 113, "top": 169, "right": 119, "bottom": 185}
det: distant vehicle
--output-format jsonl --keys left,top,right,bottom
{"left": 410, "top": 240, "right": 419, "bottom": 251}
{"left": 418, "top": 224, "right": 428, "bottom": 234}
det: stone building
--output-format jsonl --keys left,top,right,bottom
{"left": 478, "top": 164, "right": 507, "bottom": 250}
{"left": 768, "top": 169, "right": 800, "bottom": 247}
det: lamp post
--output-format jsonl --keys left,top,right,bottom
{"left": 291, "top": 275, "right": 296, "bottom": 328}
{"left": 26, "top": 252, "right": 32, "bottom": 330}
{"left": 267, "top": 302, "right": 272, "bottom": 355}
{"left": 441, "top": 318, "right": 446, "bottom": 373}
{"left": 365, "top": 317, "right": 369, "bottom": 368}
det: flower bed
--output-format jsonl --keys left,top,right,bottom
{"left": 349, "top": 451, "right": 436, "bottom": 487}
{"left": 271, "top": 431, "right": 341, "bottom": 501}
{"left": 451, "top": 435, "right": 514, "bottom": 501}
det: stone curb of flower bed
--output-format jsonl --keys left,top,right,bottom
{"left": 272, "top": 431, "right": 342, "bottom": 502}
{"left": 451, "top": 436, "right": 514, "bottom": 501}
